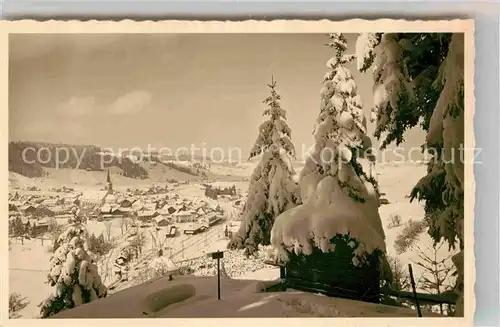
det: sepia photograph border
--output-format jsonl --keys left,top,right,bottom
{"left": 0, "top": 18, "right": 475, "bottom": 327}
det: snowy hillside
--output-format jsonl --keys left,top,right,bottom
{"left": 9, "top": 162, "right": 251, "bottom": 193}
{"left": 9, "top": 171, "right": 40, "bottom": 189}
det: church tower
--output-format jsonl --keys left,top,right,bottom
{"left": 106, "top": 169, "right": 113, "bottom": 194}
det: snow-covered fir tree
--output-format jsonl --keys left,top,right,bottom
{"left": 228, "top": 77, "right": 300, "bottom": 255}
{"left": 39, "top": 224, "right": 107, "bottom": 318}
{"left": 356, "top": 32, "right": 464, "bottom": 315}
{"left": 270, "top": 33, "right": 387, "bottom": 279}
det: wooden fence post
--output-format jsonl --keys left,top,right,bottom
{"left": 408, "top": 263, "right": 422, "bottom": 317}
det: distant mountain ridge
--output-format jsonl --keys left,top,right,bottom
{"left": 8, "top": 141, "right": 148, "bottom": 179}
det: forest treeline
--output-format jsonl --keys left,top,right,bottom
{"left": 8, "top": 141, "right": 148, "bottom": 179}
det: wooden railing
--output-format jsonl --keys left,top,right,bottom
{"left": 380, "top": 286, "right": 458, "bottom": 306}
{"left": 263, "top": 260, "right": 458, "bottom": 306}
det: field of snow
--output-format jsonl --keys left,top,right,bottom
{"left": 9, "top": 238, "right": 53, "bottom": 319}
{"left": 9, "top": 172, "right": 39, "bottom": 189}
{"left": 8, "top": 160, "right": 287, "bottom": 194}
{"left": 8, "top": 218, "right": 134, "bottom": 318}
{"left": 51, "top": 274, "right": 441, "bottom": 318}
{"left": 9, "top": 161, "right": 251, "bottom": 193}
{"left": 10, "top": 169, "right": 147, "bottom": 192}
{"left": 376, "top": 162, "right": 458, "bottom": 291}
{"left": 9, "top": 160, "right": 453, "bottom": 318}
{"left": 208, "top": 162, "right": 256, "bottom": 178}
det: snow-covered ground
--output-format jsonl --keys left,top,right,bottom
{"left": 8, "top": 218, "right": 132, "bottom": 318}
{"left": 9, "top": 239, "right": 53, "bottom": 319}
{"left": 51, "top": 274, "right": 441, "bottom": 318}
{"left": 376, "top": 162, "right": 458, "bottom": 290}
{"left": 9, "top": 161, "right": 454, "bottom": 318}
{"left": 9, "top": 161, "right": 251, "bottom": 194}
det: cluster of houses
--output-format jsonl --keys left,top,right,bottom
{"left": 8, "top": 171, "right": 227, "bottom": 237}
{"left": 126, "top": 195, "right": 224, "bottom": 228}
{"left": 78, "top": 189, "right": 224, "bottom": 227}
{"left": 80, "top": 174, "right": 224, "bottom": 227}
{"left": 8, "top": 191, "right": 80, "bottom": 234}
{"left": 203, "top": 184, "right": 238, "bottom": 200}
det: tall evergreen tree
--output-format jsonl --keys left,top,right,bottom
{"left": 300, "top": 33, "right": 380, "bottom": 204}
{"left": 271, "top": 34, "right": 387, "bottom": 277}
{"left": 228, "top": 77, "right": 300, "bottom": 255}
{"left": 355, "top": 32, "right": 464, "bottom": 315}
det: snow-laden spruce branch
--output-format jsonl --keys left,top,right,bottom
{"left": 355, "top": 32, "right": 465, "bottom": 316}
{"left": 39, "top": 223, "right": 107, "bottom": 318}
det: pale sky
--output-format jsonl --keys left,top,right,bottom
{"left": 9, "top": 33, "right": 425, "bottom": 161}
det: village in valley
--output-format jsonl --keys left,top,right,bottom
{"left": 9, "top": 169, "right": 236, "bottom": 240}
{"left": 8, "top": 31, "right": 466, "bottom": 319}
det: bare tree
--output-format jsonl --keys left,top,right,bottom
{"left": 415, "top": 240, "right": 456, "bottom": 315}
{"left": 387, "top": 213, "right": 402, "bottom": 229}
{"left": 10, "top": 217, "right": 27, "bottom": 245}
{"left": 381, "top": 256, "right": 412, "bottom": 308}
{"left": 387, "top": 256, "right": 411, "bottom": 292}
{"left": 124, "top": 217, "right": 131, "bottom": 231}
{"left": 129, "top": 232, "right": 147, "bottom": 258}
{"left": 120, "top": 217, "right": 127, "bottom": 235}
{"left": 104, "top": 221, "right": 113, "bottom": 242}
{"left": 150, "top": 229, "right": 167, "bottom": 253}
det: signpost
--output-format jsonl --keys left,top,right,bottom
{"left": 209, "top": 250, "right": 224, "bottom": 300}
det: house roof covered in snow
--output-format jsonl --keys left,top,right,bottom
{"left": 205, "top": 211, "right": 218, "bottom": 219}
{"left": 115, "top": 207, "right": 131, "bottom": 213}
{"left": 101, "top": 204, "right": 112, "bottom": 213}
{"left": 153, "top": 216, "right": 169, "bottom": 223}
{"left": 104, "top": 193, "right": 118, "bottom": 203}
{"left": 143, "top": 203, "right": 156, "bottom": 211}
{"left": 35, "top": 217, "right": 50, "bottom": 225}
{"left": 9, "top": 200, "right": 24, "bottom": 207}
{"left": 173, "top": 209, "right": 195, "bottom": 216}
{"left": 51, "top": 205, "right": 68, "bottom": 214}
{"left": 132, "top": 200, "right": 145, "bottom": 208}
{"left": 80, "top": 190, "right": 108, "bottom": 201}
{"left": 137, "top": 210, "right": 158, "bottom": 217}
{"left": 196, "top": 208, "right": 207, "bottom": 215}
{"left": 120, "top": 197, "right": 137, "bottom": 204}
{"left": 156, "top": 208, "right": 171, "bottom": 215}
{"left": 20, "top": 204, "right": 39, "bottom": 211}
{"left": 41, "top": 198, "right": 57, "bottom": 206}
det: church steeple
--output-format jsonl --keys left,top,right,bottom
{"left": 106, "top": 169, "right": 113, "bottom": 194}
